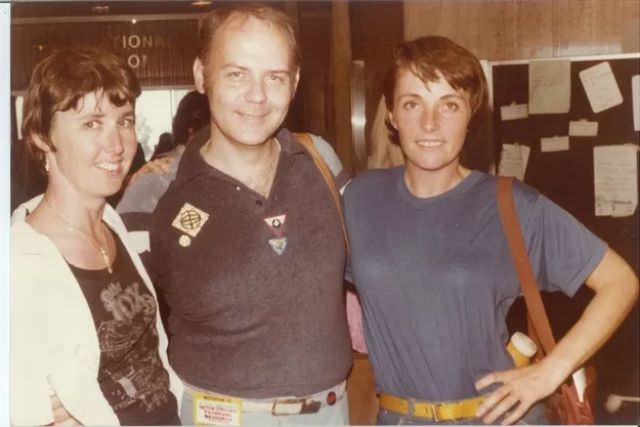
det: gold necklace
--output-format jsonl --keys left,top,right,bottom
{"left": 43, "top": 198, "right": 113, "bottom": 274}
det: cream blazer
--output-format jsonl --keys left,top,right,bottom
{"left": 10, "top": 195, "right": 182, "bottom": 426}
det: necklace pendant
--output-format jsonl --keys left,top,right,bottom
{"left": 98, "top": 247, "right": 113, "bottom": 274}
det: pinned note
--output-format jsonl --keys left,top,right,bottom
{"left": 569, "top": 120, "right": 599, "bottom": 137}
{"left": 579, "top": 62, "right": 623, "bottom": 113}
{"left": 593, "top": 145, "right": 638, "bottom": 217}
{"left": 500, "top": 103, "right": 529, "bottom": 121}
{"left": 540, "top": 136, "right": 570, "bottom": 152}
{"left": 529, "top": 60, "right": 571, "bottom": 114}
{"left": 632, "top": 75, "right": 639, "bottom": 131}
{"left": 499, "top": 144, "right": 530, "bottom": 181}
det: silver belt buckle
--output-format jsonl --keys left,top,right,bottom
{"left": 271, "top": 398, "right": 321, "bottom": 416}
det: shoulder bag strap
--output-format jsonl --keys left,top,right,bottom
{"left": 496, "top": 176, "right": 557, "bottom": 355}
{"left": 293, "top": 132, "right": 350, "bottom": 254}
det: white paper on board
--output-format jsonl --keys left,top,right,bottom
{"left": 569, "top": 120, "right": 599, "bottom": 137}
{"left": 500, "top": 103, "right": 529, "bottom": 121}
{"left": 593, "top": 145, "right": 638, "bottom": 217}
{"left": 540, "top": 136, "right": 570, "bottom": 152}
{"left": 579, "top": 61, "right": 624, "bottom": 114}
{"left": 632, "top": 75, "right": 639, "bottom": 131}
{"left": 529, "top": 60, "right": 571, "bottom": 114}
{"left": 499, "top": 143, "right": 530, "bottom": 181}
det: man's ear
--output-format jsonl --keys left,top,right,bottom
{"left": 193, "top": 57, "right": 207, "bottom": 94}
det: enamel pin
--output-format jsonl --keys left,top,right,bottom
{"left": 172, "top": 202, "right": 210, "bottom": 245}
{"left": 268, "top": 237, "right": 288, "bottom": 256}
{"left": 263, "top": 214, "right": 287, "bottom": 237}
{"left": 178, "top": 235, "right": 191, "bottom": 247}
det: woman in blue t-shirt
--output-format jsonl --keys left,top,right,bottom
{"left": 343, "top": 36, "right": 638, "bottom": 425}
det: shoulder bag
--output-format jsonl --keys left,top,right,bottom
{"left": 496, "top": 176, "right": 596, "bottom": 425}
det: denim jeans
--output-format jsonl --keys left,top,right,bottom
{"left": 376, "top": 403, "right": 548, "bottom": 425}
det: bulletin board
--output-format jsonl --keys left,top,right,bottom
{"left": 491, "top": 54, "right": 640, "bottom": 418}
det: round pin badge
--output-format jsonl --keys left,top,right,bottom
{"left": 326, "top": 391, "right": 337, "bottom": 406}
{"left": 179, "top": 234, "right": 191, "bottom": 247}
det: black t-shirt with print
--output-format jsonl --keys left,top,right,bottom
{"left": 68, "top": 231, "right": 179, "bottom": 426}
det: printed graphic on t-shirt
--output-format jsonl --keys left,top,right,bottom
{"left": 71, "top": 233, "right": 177, "bottom": 424}
{"left": 97, "top": 280, "right": 170, "bottom": 412}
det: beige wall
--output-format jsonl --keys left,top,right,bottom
{"left": 404, "top": 0, "right": 640, "bottom": 60}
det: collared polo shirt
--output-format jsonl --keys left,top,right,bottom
{"left": 149, "top": 128, "right": 352, "bottom": 398}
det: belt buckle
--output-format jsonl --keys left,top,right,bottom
{"left": 431, "top": 402, "right": 447, "bottom": 422}
{"left": 271, "top": 398, "right": 321, "bottom": 416}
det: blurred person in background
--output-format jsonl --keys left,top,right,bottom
{"left": 117, "top": 90, "right": 211, "bottom": 251}
{"left": 151, "top": 132, "right": 176, "bottom": 161}
{"left": 367, "top": 95, "right": 404, "bottom": 170}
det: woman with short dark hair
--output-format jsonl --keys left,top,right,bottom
{"left": 343, "top": 36, "right": 638, "bottom": 425}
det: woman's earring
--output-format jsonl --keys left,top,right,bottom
{"left": 44, "top": 157, "right": 50, "bottom": 172}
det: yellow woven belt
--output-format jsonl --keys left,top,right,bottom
{"left": 379, "top": 393, "right": 485, "bottom": 421}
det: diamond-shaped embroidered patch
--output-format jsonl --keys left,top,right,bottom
{"left": 171, "top": 202, "right": 210, "bottom": 238}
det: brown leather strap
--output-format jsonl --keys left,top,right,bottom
{"left": 496, "top": 176, "right": 557, "bottom": 356}
{"left": 294, "top": 132, "right": 350, "bottom": 254}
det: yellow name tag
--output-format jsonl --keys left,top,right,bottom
{"left": 193, "top": 392, "right": 242, "bottom": 426}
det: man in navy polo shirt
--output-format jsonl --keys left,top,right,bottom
{"left": 149, "top": 4, "right": 352, "bottom": 426}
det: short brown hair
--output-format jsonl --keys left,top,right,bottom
{"left": 198, "top": 3, "right": 300, "bottom": 69}
{"left": 383, "top": 36, "right": 488, "bottom": 142}
{"left": 21, "top": 46, "right": 140, "bottom": 167}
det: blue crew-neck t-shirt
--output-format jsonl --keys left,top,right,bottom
{"left": 343, "top": 167, "right": 606, "bottom": 401}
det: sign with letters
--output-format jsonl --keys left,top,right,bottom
{"left": 11, "top": 19, "right": 199, "bottom": 90}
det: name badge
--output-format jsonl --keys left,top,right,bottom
{"left": 193, "top": 392, "right": 242, "bottom": 426}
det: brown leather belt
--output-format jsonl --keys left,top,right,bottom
{"left": 379, "top": 392, "right": 485, "bottom": 421}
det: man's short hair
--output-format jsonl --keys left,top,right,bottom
{"left": 383, "top": 36, "right": 488, "bottom": 142}
{"left": 21, "top": 46, "right": 140, "bottom": 168}
{"left": 198, "top": 3, "right": 301, "bottom": 70}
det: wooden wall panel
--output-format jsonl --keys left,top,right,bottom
{"left": 508, "top": 1, "right": 555, "bottom": 58}
{"left": 621, "top": 0, "right": 640, "bottom": 52}
{"left": 331, "top": 1, "right": 355, "bottom": 174}
{"left": 403, "top": 0, "right": 552, "bottom": 60}
{"left": 349, "top": 1, "right": 404, "bottom": 171}
{"left": 405, "top": 0, "right": 640, "bottom": 60}
{"left": 295, "top": 3, "right": 332, "bottom": 138}
{"left": 553, "top": 0, "right": 627, "bottom": 56}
